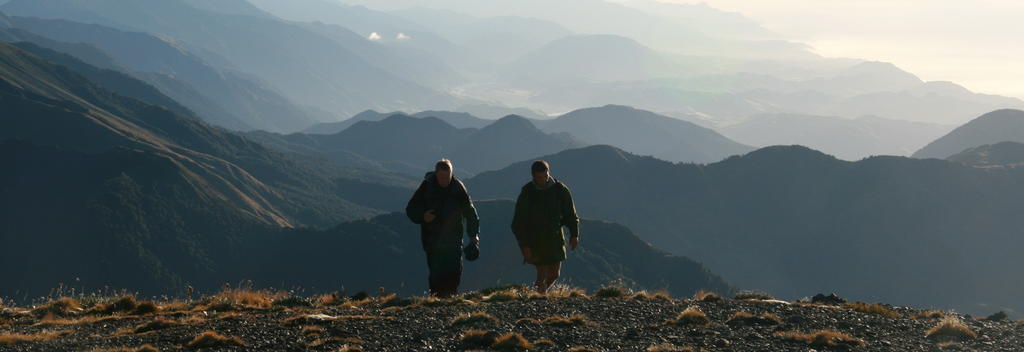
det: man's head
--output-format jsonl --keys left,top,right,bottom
{"left": 531, "top": 160, "right": 550, "bottom": 185}
{"left": 435, "top": 159, "right": 453, "bottom": 188}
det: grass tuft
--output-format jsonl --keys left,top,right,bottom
{"left": 491, "top": 332, "right": 533, "bottom": 351}
{"left": 185, "top": 331, "right": 246, "bottom": 349}
{"left": 450, "top": 311, "right": 499, "bottom": 327}
{"left": 776, "top": 330, "right": 866, "bottom": 348}
{"left": 595, "top": 285, "right": 629, "bottom": 298}
{"left": 926, "top": 316, "right": 977, "bottom": 341}
{"left": 460, "top": 329, "right": 498, "bottom": 347}
{"left": 693, "top": 290, "right": 722, "bottom": 303}
{"left": 912, "top": 310, "right": 945, "bottom": 320}
{"left": 543, "top": 314, "right": 591, "bottom": 327}
{"left": 671, "top": 307, "right": 710, "bottom": 326}
{"left": 533, "top": 338, "right": 556, "bottom": 347}
{"left": 0, "top": 330, "right": 71, "bottom": 345}
{"left": 133, "top": 318, "right": 180, "bottom": 334}
{"left": 32, "top": 297, "right": 81, "bottom": 318}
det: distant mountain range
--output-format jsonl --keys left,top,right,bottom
{"left": 721, "top": 113, "right": 953, "bottom": 160}
{"left": 1, "top": 0, "right": 463, "bottom": 125}
{"left": 948, "top": 141, "right": 1024, "bottom": 167}
{"left": 304, "top": 105, "right": 752, "bottom": 166}
{"left": 468, "top": 144, "right": 1024, "bottom": 316}
{"left": 914, "top": 109, "right": 1024, "bottom": 159}
{"left": 534, "top": 105, "right": 753, "bottom": 163}
{"left": 252, "top": 114, "right": 582, "bottom": 176}
{"left": 0, "top": 12, "right": 328, "bottom": 133}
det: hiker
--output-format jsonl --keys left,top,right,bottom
{"left": 406, "top": 159, "right": 481, "bottom": 298}
{"left": 511, "top": 160, "right": 580, "bottom": 294}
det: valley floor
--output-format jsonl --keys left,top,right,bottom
{"left": 0, "top": 286, "right": 1020, "bottom": 351}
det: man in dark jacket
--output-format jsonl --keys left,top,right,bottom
{"left": 511, "top": 160, "right": 580, "bottom": 294}
{"left": 406, "top": 159, "right": 480, "bottom": 297}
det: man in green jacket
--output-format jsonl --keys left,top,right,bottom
{"left": 511, "top": 160, "right": 580, "bottom": 294}
{"left": 406, "top": 159, "right": 480, "bottom": 297}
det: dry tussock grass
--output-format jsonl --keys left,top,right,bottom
{"left": 491, "top": 332, "right": 533, "bottom": 350}
{"left": 185, "top": 331, "right": 245, "bottom": 348}
{"left": 775, "top": 330, "right": 866, "bottom": 348}
{"left": 926, "top": 316, "right": 977, "bottom": 341}
{"left": 0, "top": 329, "right": 72, "bottom": 346}
{"left": 671, "top": 307, "right": 710, "bottom": 326}
{"left": 450, "top": 311, "right": 499, "bottom": 327}
{"left": 693, "top": 290, "right": 722, "bottom": 303}
{"left": 543, "top": 314, "right": 591, "bottom": 327}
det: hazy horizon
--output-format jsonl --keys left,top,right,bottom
{"left": 654, "top": 0, "right": 1024, "bottom": 99}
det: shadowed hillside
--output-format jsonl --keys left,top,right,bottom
{"left": 468, "top": 144, "right": 1024, "bottom": 316}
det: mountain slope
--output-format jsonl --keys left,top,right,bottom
{"left": 0, "top": 40, "right": 419, "bottom": 295}
{"left": 913, "top": 109, "right": 1024, "bottom": 159}
{"left": 1, "top": 0, "right": 459, "bottom": 119}
{"left": 0, "top": 13, "right": 321, "bottom": 132}
{"left": 947, "top": 141, "right": 1024, "bottom": 167}
{"left": 467, "top": 144, "right": 1024, "bottom": 316}
{"left": 535, "top": 105, "right": 753, "bottom": 163}
{"left": 262, "top": 114, "right": 583, "bottom": 176}
{"left": 721, "top": 113, "right": 953, "bottom": 160}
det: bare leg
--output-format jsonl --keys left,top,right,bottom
{"left": 534, "top": 263, "right": 562, "bottom": 294}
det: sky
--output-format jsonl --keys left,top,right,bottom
{"left": 659, "top": 0, "right": 1024, "bottom": 99}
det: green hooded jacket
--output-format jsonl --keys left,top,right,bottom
{"left": 511, "top": 177, "right": 579, "bottom": 264}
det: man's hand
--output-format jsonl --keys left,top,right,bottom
{"left": 520, "top": 247, "right": 532, "bottom": 262}
{"left": 423, "top": 210, "right": 436, "bottom": 223}
{"left": 569, "top": 236, "right": 579, "bottom": 251}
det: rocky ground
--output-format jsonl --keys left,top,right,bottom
{"left": 0, "top": 286, "right": 1020, "bottom": 351}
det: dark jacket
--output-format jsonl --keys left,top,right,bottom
{"left": 406, "top": 172, "right": 480, "bottom": 252}
{"left": 511, "top": 177, "right": 579, "bottom": 249}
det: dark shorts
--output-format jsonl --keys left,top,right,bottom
{"left": 527, "top": 233, "right": 566, "bottom": 265}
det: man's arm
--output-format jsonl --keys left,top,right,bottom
{"left": 561, "top": 184, "right": 580, "bottom": 239}
{"left": 460, "top": 183, "right": 480, "bottom": 241}
{"left": 405, "top": 182, "right": 428, "bottom": 224}
{"left": 511, "top": 188, "right": 530, "bottom": 248}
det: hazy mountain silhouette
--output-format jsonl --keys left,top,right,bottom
{"left": 914, "top": 109, "right": 1024, "bottom": 159}
{"left": 258, "top": 114, "right": 582, "bottom": 176}
{"left": 455, "top": 104, "right": 549, "bottom": 121}
{"left": 533, "top": 105, "right": 753, "bottom": 163}
{"left": 721, "top": 113, "right": 953, "bottom": 160}
{"left": 468, "top": 144, "right": 1024, "bottom": 315}
{"left": 303, "top": 110, "right": 493, "bottom": 135}
{"left": 947, "top": 141, "right": 1024, "bottom": 167}
{"left": 0, "top": 13, "right": 322, "bottom": 132}
{"left": 1, "top": 0, "right": 459, "bottom": 120}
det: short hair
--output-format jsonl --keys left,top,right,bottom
{"left": 531, "top": 160, "right": 549, "bottom": 174}
{"left": 435, "top": 159, "right": 453, "bottom": 172}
